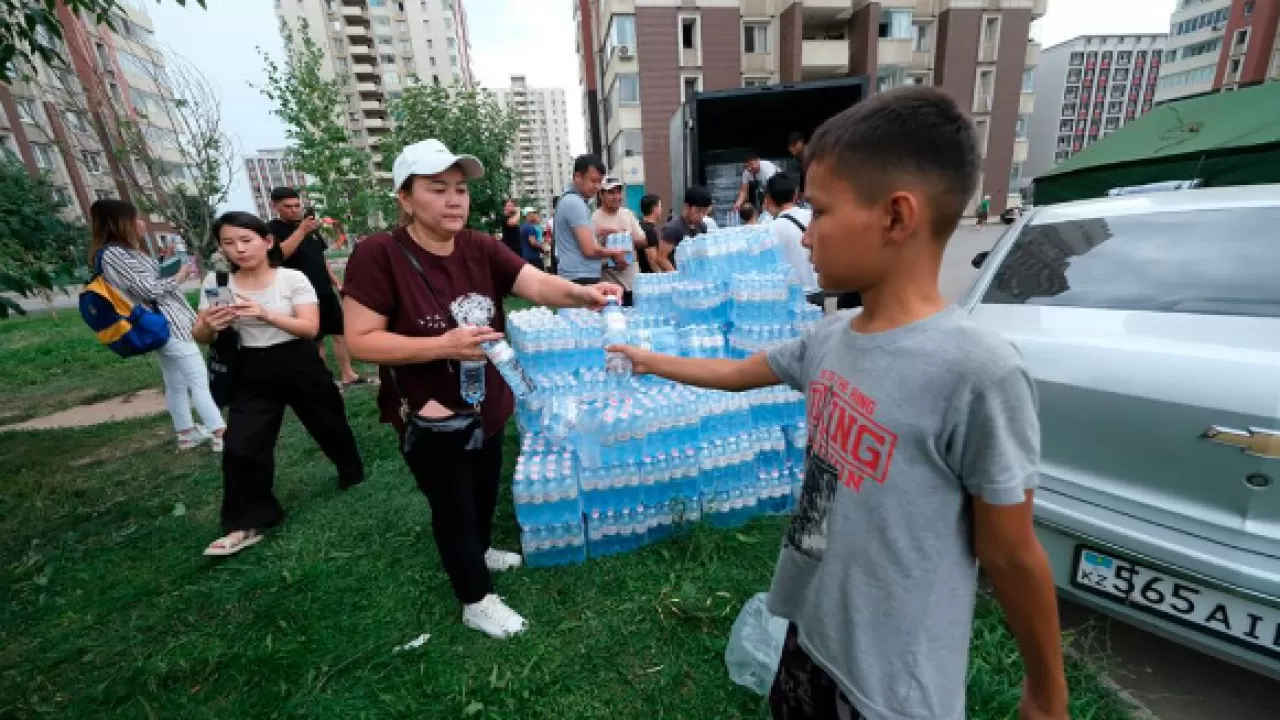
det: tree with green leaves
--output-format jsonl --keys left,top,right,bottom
{"left": 0, "top": 1, "right": 207, "bottom": 84}
{"left": 381, "top": 83, "right": 521, "bottom": 231}
{"left": 258, "top": 21, "right": 380, "bottom": 236}
{"left": 0, "top": 155, "right": 86, "bottom": 318}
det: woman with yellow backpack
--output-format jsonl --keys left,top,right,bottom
{"left": 87, "top": 199, "right": 226, "bottom": 452}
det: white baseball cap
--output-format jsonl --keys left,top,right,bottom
{"left": 601, "top": 176, "right": 624, "bottom": 191}
{"left": 392, "top": 139, "right": 484, "bottom": 190}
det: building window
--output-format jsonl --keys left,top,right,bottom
{"left": 374, "top": 16, "right": 391, "bottom": 28}
{"left": 381, "top": 53, "right": 396, "bottom": 64}
{"left": 615, "top": 73, "right": 640, "bottom": 104}
{"left": 1116, "top": 51, "right": 1132, "bottom": 65}
{"left": 744, "top": 76, "right": 770, "bottom": 88}
{"left": 1067, "top": 68, "right": 1082, "bottom": 82}
{"left": 337, "top": 58, "right": 350, "bottom": 71}
{"left": 1014, "top": 116, "right": 1027, "bottom": 139}
{"left": 1021, "top": 69, "right": 1034, "bottom": 93}
{"left": 1244, "top": 1, "right": 1255, "bottom": 17}
{"left": 682, "top": 74, "right": 702, "bottom": 102}
{"left": 1059, "top": 119, "right": 1074, "bottom": 132}
{"left": 333, "top": 39, "right": 346, "bottom": 53}
{"left": 913, "top": 22, "right": 930, "bottom": 52}
{"left": 396, "top": 20, "right": 408, "bottom": 33}
{"left": 879, "top": 10, "right": 913, "bottom": 40}
{"left": 384, "top": 70, "right": 400, "bottom": 84}
{"left": 16, "top": 98, "right": 38, "bottom": 123}
{"left": 681, "top": 16, "right": 700, "bottom": 54}
{"left": 96, "top": 189, "right": 114, "bottom": 201}
{"left": 606, "top": 14, "right": 636, "bottom": 58}
{"left": 64, "top": 110, "right": 89, "bottom": 132}
{"left": 377, "top": 35, "right": 393, "bottom": 46}
{"left": 1008, "top": 162, "right": 1022, "bottom": 188}
{"left": 1107, "top": 100, "right": 1122, "bottom": 114}
{"left": 743, "top": 22, "right": 769, "bottom": 54}
{"left": 1113, "top": 68, "right": 1129, "bottom": 82}
{"left": 981, "top": 16, "right": 1000, "bottom": 47}
{"left": 82, "top": 150, "right": 103, "bottom": 174}
{"left": 399, "top": 40, "right": 413, "bottom": 53}
{"left": 1061, "top": 102, "right": 1076, "bottom": 116}
{"left": 1069, "top": 52, "right": 1084, "bottom": 66}
{"left": 31, "top": 143, "right": 54, "bottom": 169}
{"left": 1232, "top": 28, "right": 1250, "bottom": 51}
{"left": 1104, "top": 116, "right": 1119, "bottom": 130}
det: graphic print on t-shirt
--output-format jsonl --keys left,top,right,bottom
{"left": 787, "top": 368, "right": 900, "bottom": 560}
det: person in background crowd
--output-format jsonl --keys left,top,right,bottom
{"left": 637, "top": 193, "right": 663, "bottom": 274}
{"left": 554, "top": 154, "right": 629, "bottom": 286}
{"left": 90, "top": 199, "right": 226, "bottom": 452}
{"left": 701, "top": 198, "right": 720, "bottom": 231}
{"left": 194, "top": 211, "right": 365, "bottom": 557}
{"left": 762, "top": 173, "right": 819, "bottom": 295}
{"left": 738, "top": 203, "right": 760, "bottom": 226}
{"left": 976, "top": 193, "right": 991, "bottom": 228}
{"left": 787, "top": 131, "right": 808, "bottom": 205}
{"left": 266, "top": 188, "right": 372, "bottom": 389}
{"left": 519, "top": 207, "right": 547, "bottom": 271}
{"left": 611, "top": 86, "right": 1068, "bottom": 720}
{"left": 500, "top": 199, "right": 523, "bottom": 256}
{"left": 593, "top": 176, "right": 647, "bottom": 306}
{"left": 341, "top": 139, "right": 621, "bottom": 639}
{"left": 658, "top": 186, "right": 711, "bottom": 272}
{"left": 733, "top": 150, "right": 780, "bottom": 213}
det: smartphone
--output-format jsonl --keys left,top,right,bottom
{"left": 304, "top": 207, "right": 317, "bottom": 220}
{"left": 203, "top": 286, "right": 234, "bottom": 307}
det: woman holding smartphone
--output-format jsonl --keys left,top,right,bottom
{"left": 89, "top": 199, "right": 226, "bottom": 451}
{"left": 193, "top": 211, "right": 364, "bottom": 557}
{"left": 342, "top": 139, "right": 620, "bottom": 639}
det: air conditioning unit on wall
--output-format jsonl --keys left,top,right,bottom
{"left": 618, "top": 45, "right": 634, "bottom": 59}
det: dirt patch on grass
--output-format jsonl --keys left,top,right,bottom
{"left": 68, "top": 427, "right": 172, "bottom": 467}
{"left": 0, "top": 389, "right": 168, "bottom": 432}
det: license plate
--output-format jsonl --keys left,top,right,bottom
{"left": 1071, "top": 546, "right": 1280, "bottom": 662}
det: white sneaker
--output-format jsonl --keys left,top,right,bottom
{"left": 177, "top": 429, "right": 209, "bottom": 451}
{"left": 484, "top": 548, "right": 523, "bottom": 573}
{"left": 210, "top": 434, "right": 224, "bottom": 453}
{"left": 462, "top": 594, "right": 528, "bottom": 639}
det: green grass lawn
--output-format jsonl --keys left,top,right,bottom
{"left": 0, "top": 311, "right": 1137, "bottom": 719}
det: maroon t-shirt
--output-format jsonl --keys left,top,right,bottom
{"left": 342, "top": 227, "right": 527, "bottom": 438}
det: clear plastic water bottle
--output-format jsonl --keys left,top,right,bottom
{"left": 602, "top": 297, "right": 631, "bottom": 377}
{"left": 459, "top": 359, "right": 485, "bottom": 406}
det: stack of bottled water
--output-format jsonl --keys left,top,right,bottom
{"left": 505, "top": 224, "right": 823, "bottom": 565}
{"left": 604, "top": 231, "right": 635, "bottom": 269}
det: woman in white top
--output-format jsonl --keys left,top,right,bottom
{"left": 88, "top": 199, "right": 226, "bottom": 451}
{"left": 193, "top": 212, "right": 364, "bottom": 557}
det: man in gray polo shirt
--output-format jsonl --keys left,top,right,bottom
{"left": 554, "top": 154, "right": 629, "bottom": 284}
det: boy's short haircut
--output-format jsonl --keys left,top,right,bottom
{"left": 684, "top": 185, "right": 712, "bottom": 208}
{"left": 640, "top": 193, "right": 661, "bottom": 217}
{"left": 786, "top": 132, "right": 805, "bottom": 147}
{"left": 766, "top": 172, "right": 798, "bottom": 207}
{"left": 738, "top": 204, "right": 758, "bottom": 223}
{"left": 806, "top": 86, "right": 979, "bottom": 240}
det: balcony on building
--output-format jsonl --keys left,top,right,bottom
{"left": 802, "top": 39, "right": 849, "bottom": 80}
{"left": 879, "top": 37, "right": 913, "bottom": 67}
{"left": 1026, "top": 41, "right": 1041, "bottom": 68}
{"left": 1019, "top": 91, "right": 1035, "bottom": 115}
{"left": 357, "top": 79, "right": 381, "bottom": 96}
{"left": 350, "top": 40, "right": 374, "bottom": 60}
{"left": 346, "top": 24, "right": 369, "bottom": 41}
{"left": 342, "top": 5, "right": 368, "bottom": 25}
{"left": 1012, "top": 137, "right": 1028, "bottom": 164}
{"left": 353, "top": 62, "right": 377, "bottom": 80}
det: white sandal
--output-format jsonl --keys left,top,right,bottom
{"left": 203, "top": 530, "right": 262, "bottom": 557}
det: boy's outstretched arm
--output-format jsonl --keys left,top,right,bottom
{"left": 610, "top": 346, "right": 782, "bottom": 392}
{"left": 974, "top": 495, "right": 1069, "bottom": 720}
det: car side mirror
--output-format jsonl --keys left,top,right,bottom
{"left": 972, "top": 251, "right": 990, "bottom": 269}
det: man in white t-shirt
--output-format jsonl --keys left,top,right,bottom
{"left": 761, "top": 172, "right": 817, "bottom": 292}
{"left": 592, "top": 176, "right": 646, "bottom": 305}
{"left": 734, "top": 151, "right": 780, "bottom": 213}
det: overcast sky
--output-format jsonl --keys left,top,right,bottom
{"left": 144, "top": 0, "right": 1173, "bottom": 213}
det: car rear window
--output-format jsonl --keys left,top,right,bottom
{"left": 981, "top": 207, "right": 1280, "bottom": 317}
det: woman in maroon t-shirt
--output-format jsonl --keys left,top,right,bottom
{"left": 342, "top": 139, "right": 621, "bottom": 639}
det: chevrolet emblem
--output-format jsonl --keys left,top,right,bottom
{"left": 1201, "top": 426, "right": 1280, "bottom": 460}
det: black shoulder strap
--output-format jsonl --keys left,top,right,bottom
{"left": 215, "top": 271, "right": 229, "bottom": 288}
{"left": 781, "top": 213, "right": 807, "bottom": 233}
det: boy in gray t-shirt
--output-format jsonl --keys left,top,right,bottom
{"left": 612, "top": 88, "right": 1068, "bottom": 720}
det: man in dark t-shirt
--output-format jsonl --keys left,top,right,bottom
{"left": 268, "top": 187, "right": 368, "bottom": 387}
{"left": 500, "top": 199, "right": 522, "bottom": 256}
{"left": 658, "top": 186, "right": 711, "bottom": 271}
{"left": 637, "top": 193, "right": 663, "bottom": 274}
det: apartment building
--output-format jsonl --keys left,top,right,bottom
{"left": 0, "top": 0, "right": 186, "bottom": 246}
{"left": 244, "top": 149, "right": 311, "bottom": 218}
{"left": 575, "top": 0, "right": 1045, "bottom": 216}
{"left": 1154, "top": 0, "right": 1280, "bottom": 104}
{"left": 274, "top": 0, "right": 477, "bottom": 176}
{"left": 1023, "top": 34, "right": 1166, "bottom": 184}
{"left": 492, "top": 76, "right": 576, "bottom": 211}
{"left": 575, "top": 0, "right": 606, "bottom": 156}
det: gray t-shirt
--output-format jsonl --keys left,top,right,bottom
{"left": 765, "top": 307, "right": 1040, "bottom": 720}
{"left": 553, "top": 189, "right": 599, "bottom": 280}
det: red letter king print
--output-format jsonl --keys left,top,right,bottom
{"left": 809, "top": 375, "right": 898, "bottom": 492}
